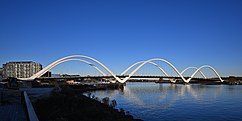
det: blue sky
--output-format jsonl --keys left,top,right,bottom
{"left": 0, "top": 0, "right": 242, "bottom": 77}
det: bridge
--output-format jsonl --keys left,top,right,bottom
{"left": 18, "top": 55, "right": 225, "bottom": 83}
{"left": 37, "top": 75, "right": 223, "bottom": 80}
{"left": 36, "top": 75, "right": 225, "bottom": 84}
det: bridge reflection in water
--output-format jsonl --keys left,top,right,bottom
{"left": 87, "top": 82, "right": 242, "bottom": 121}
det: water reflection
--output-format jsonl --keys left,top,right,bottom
{"left": 121, "top": 83, "right": 223, "bottom": 109}
{"left": 88, "top": 83, "right": 242, "bottom": 121}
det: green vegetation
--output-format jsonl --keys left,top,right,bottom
{"left": 33, "top": 86, "right": 142, "bottom": 121}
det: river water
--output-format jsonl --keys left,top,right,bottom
{"left": 87, "top": 82, "right": 242, "bottom": 121}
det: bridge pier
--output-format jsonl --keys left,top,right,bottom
{"left": 184, "top": 82, "right": 190, "bottom": 85}
{"left": 170, "top": 78, "right": 177, "bottom": 83}
{"left": 117, "top": 82, "right": 125, "bottom": 90}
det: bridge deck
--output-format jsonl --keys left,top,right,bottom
{"left": 37, "top": 75, "right": 222, "bottom": 81}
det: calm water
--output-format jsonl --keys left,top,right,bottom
{"left": 86, "top": 82, "right": 242, "bottom": 121}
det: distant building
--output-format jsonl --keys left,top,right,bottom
{"left": 0, "top": 68, "right": 2, "bottom": 75}
{"left": 2, "top": 61, "right": 42, "bottom": 79}
{"left": 51, "top": 74, "right": 61, "bottom": 78}
{"left": 0, "top": 68, "right": 3, "bottom": 81}
{"left": 42, "top": 71, "right": 52, "bottom": 77}
{"left": 60, "top": 74, "right": 80, "bottom": 77}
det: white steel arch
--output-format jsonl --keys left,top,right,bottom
{"left": 181, "top": 67, "right": 207, "bottom": 79}
{"left": 18, "top": 58, "right": 107, "bottom": 80}
{"left": 122, "top": 61, "right": 211, "bottom": 83}
{"left": 19, "top": 55, "right": 224, "bottom": 83}
{"left": 120, "top": 59, "right": 224, "bottom": 83}
{"left": 20, "top": 55, "right": 122, "bottom": 82}
{"left": 187, "top": 65, "right": 224, "bottom": 82}
{"left": 121, "top": 61, "right": 168, "bottom": 76}
{"left": 47, "top": 59, "right": 107, "bottom": 76}
{"left": 121, "top": 58, "right": 188, "bottom": 83}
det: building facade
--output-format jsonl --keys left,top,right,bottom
{"left": 2, "top": 61, "right": 42, "bottom": 79}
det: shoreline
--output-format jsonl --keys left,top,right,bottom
{"left": 33, "top": 85, "right": 143, "bottom": 121}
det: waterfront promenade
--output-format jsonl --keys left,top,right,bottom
{"left": 0, "top": 89, "right": 26, "bottom": 121}
{"left": 0, "top": 87, "right": 53, "bottom": 121}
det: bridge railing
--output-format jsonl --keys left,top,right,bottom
{"left": 22, "top": 91, "right": 39, "bottom": 121}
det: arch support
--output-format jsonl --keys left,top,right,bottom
{"left": 19, "top": 55, "right": 121, "bottom": 82}
{"left": 121, "top": 61, "right": 168, "bottom": 76}
{"left": 18, "top": 55, "right": 224, "bottom": 83}
{"left": 187, "top": 65, "right": 224, "bottom": 82}
{"left": 181, "top": 67, "right": 207, "bottom": 79}
{"left": 121, "top": 58, "right": 188, "bottom": 83}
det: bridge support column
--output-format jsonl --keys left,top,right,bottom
{"left": 184, "top": 82, "right": 190, "bottom": 85}
{"left": 158, "top": 78, "right": 163, "bottom": 83}
{"left": 118, "top": 82, "right": 125, "bottom": 90}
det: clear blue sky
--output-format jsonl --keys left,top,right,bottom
{"left": 0, "top": 0, "right": 242, "bottom": 76}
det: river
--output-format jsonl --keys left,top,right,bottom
{"left": 86, "top": 82, "right": 242, "bottom": 121}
